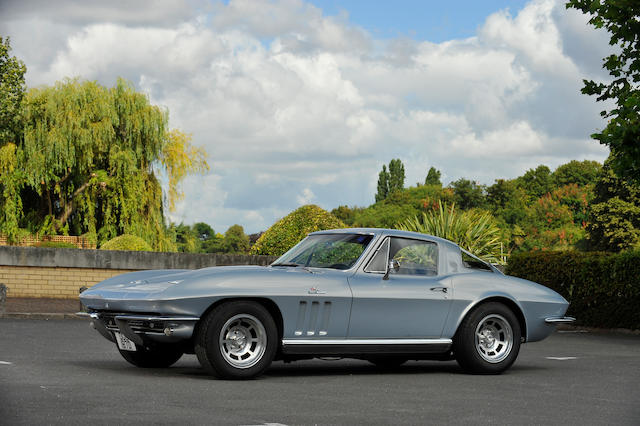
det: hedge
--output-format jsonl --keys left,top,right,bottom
{"left": 506, "top": 250, "right": 640, "bottom": 330}
{"left": 100, "top": 234, "right": 152, "bottom": 251}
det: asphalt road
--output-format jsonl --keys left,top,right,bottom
{"left": 0, "top": 319, "right": 638, "bottom": 425}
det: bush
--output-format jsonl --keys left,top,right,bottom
{"left": 506, "top": 250, "right": 640, "bottom": 329}
{"left": 100, "top": 234, "right": 152, "bottom": 251}
{"left": 250, "top": 205, "right": 345, "bottom": 256}
{"left": 35, "top": 241, "right": 77, "bottom": 249}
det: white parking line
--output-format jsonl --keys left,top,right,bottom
{"left": 0, "top": 361, "right": 12, "bottom": 365}
{"left": 545, "top": 356, "right": 578, "bottom": 361}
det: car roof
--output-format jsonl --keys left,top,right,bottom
{"left": 309, "top": 227, "right": 460, "bottom": 249}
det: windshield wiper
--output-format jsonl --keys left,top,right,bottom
{"left": 271, "top": 262, "right": 301, "bottom": 267}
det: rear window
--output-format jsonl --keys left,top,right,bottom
{"left": 461, "top": 250, "right": 492, "bottom": 272}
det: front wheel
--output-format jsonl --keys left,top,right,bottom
{"left": 118, "top": 344, "right": 184, "bottom": 368}
{"left": 454, "top": 302, "right": 521, "bottom": 374}
{"left": 195, "top": 301, "right": 278, "bottom": 379}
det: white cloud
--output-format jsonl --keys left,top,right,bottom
{"left": 0, "top": 0, "right": 612, "bottom": 233}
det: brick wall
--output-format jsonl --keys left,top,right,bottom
{"left": 0, "top": 266, "right": 136, "bottom": 298}
{"left": 0, "top": 246, "right": 277, "bottom": 300}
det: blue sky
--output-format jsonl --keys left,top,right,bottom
{"left": 0, "top": 0, "right": 611, "bottom": 234}
{"left": 309, "top": 0, "right": 530, "bottom": 41}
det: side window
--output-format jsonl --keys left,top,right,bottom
{"left": 390, "top": 238, "right": 438, "bottom": 276}
{"left": 364, "top": 238, "right": 389, "bottom": 273}
{"left": 461, "top": 250, "right": 492, "bottom": 272}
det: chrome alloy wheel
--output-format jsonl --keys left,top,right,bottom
{"left": 218, "top": 314, "right": 267, "bottom": 369}
{"left": 474, "top": 314, "right": 513, "bottom": 363}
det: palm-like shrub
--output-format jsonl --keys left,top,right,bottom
{"left": 397, "top": 202, "right": 504, "bottom": 264}
{"left": 250, "top": 205, "right": 346, "bottom": 256}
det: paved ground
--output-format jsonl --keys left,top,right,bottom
{"left": 2, "top": 297, "right": 80, "bottom": 314}
{"left": 0, "top": 319, "right": 638, "bottom": 425}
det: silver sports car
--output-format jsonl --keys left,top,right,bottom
{"left": 80, "top": 228, "right": 574, "bottom": 379}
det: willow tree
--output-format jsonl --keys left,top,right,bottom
{"left": 5, "top": 77, "right": 208, "bottom": 249}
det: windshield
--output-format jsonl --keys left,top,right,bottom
{"left": 272, "top": 233, "right": 374, "bottom": 270}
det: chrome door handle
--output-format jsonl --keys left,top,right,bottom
{"left": 430, "top": 287, "right": 448, "bottom": 293}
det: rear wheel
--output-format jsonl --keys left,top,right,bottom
{"left": 454, "top": 302, "right": 521, "bottom": 374}
{"left": 195, "top": 301, "right": 278, "bottom": 379}
{"left": 118, "top": 344, "right": 183, "bottom": 368}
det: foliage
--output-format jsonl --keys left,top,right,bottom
{"left": 506, "top": 250, "right": 640, "bottom": 329}
{"left": 397, "top": 201, "right": 505, "bottom": 264}
{"left": 586, "top": 160, "right": 640, "bottom": 251}
{"left": 375, "top": 164, "right": 389, "bottom": 202}
{"left": 449, "top": 178, "right": 486, "bottom": 210}
{"left": 516, "top": 165, "right": 554, "bottom": 200}
{"left": 35, "top": 241, "right": 77, "bottom": 249}
{"left": 170, "top": 222, "right": 199, "bottom": 252}
{"left": 330, "top": 205, "right": 360, "bottom": 225}
{"left": 250, "top": 205, "right": 346, "bottom": 256}
{"left": 486, "top": 179, "right": 529, "bottom": 225}
{"left": 352, "top": 184, "right": 453, "bottom": 229}
{"left": 552, "top": 160, "right": 602, "bottom": 187}
{"left": 160, "top": 129, "right": 209, "bottom": 212}
{"left": 100, "top": 234, "right": 152, "bottom": 251}
{"left": 375, "top": 159, "right": 405, "bottom": 202}
{"left": 193, "top": 222, "right": 214, "bottom": 241}
{"left": 424, "top": 167, "right": 442, "bottom": 186}
{"left": 0, "top": 37, "right": 26, "bottom": 145}
{"left": 223, "top": 224, "right": 250, "bottom": 254}
{"left": 567, "top": 0, "right": 640, "bottom": 182}
{"left": 0, "top": 77, "right": 208, "bottom": 249}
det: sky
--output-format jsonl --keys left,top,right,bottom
{"left": 0, "top": 0, "right": 611, "bottom": 234}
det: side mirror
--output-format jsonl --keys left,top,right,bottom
{"left": 383, "top": 259, "right": 400, "bottom": 280}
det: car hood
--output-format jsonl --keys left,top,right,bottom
{"left": 81, "top": 265, "right": 267, "bottom": 300}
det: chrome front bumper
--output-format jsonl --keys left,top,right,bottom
{"left": 545, "top": 316, "right": 576, "bottom": 324}
{"left": 79, "top": 312, "right": 199, "bottom": 345}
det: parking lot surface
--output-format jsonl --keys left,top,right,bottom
{"left": 0, "top": 318, "right": 638, "bottom": 425}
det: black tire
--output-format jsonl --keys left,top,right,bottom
{"left": 454, "top": 302, "right": 521, "bottom": 374}
{"left": 367, "top": 356, "right": 408, "bottom": 369}
{"left": 118, "top": 344, "right": 184, "bottom": 368}
{"left": 195, "top": 301, "right": 278, "bottom": 379}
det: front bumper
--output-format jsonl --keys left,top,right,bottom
{"left": 80, "top": 312, "right": 199, "bottom": 346}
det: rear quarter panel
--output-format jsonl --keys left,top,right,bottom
{"left": 444, "top": 271, "right": 569, "bottom": 342}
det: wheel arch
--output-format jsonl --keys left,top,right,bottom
{"left": 196, "top": 297, "right": 284, "bottom": 345}
{"left": 455, "top": 296, "right": 528, "bottom": 342}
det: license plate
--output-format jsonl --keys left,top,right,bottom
{"left": 114, "top": 332, "right": 137, "bottom": 351}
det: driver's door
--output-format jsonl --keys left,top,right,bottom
{"left": 347, "top": 237, "right": 452, "bottom": 338}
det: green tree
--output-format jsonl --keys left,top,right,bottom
{"left": 223, "top": 224, "right": 250, "bottom": 254}
{"left": 397, "top": 201, "right": 505, "bottom": 264}
{"left": 424, "top": 167, "right": 442, "bottom": 186}
{"left": 587, "top": 161, "right": 640, "bottom": 251}
{"left": 450, "top": 178, "right": 486, "bottom": 210}
{"left": 388, "top": 158, "right": 405, "bottom": 193}
{"left": 1, "top": 78, "right": 208, "bottom": 248}
{"left": 193, "top": 222, "right": 215, "bottom": 241}
{"left": 330, "top": 205, "right": 359, "bottom": 225}
{"left": 566, "top": 0, "right": 640, "bottom": 182}
{"left": 171, "top": 222, "right": 199, "bottom": 252}
{"left": 0, "top": 37, "right": 26, "bottom": 145}
{"left": 553, "top": 160, "right": 602, "bottom": 187}
{"left": 375, "top": 165, "right": 389, "bottom": 202}
{"left": 516, "top": 165, "right": 554, "bottom": 199}
{"left": 375, "top": 159, "right": 405, "bottom": 202}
